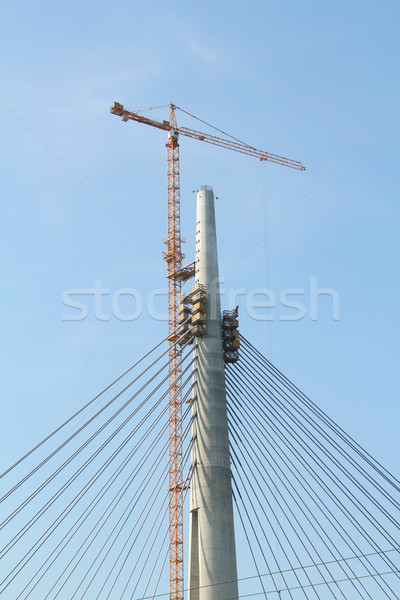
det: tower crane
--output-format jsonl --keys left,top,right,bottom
{"left": 110, "top": 101, "right": 305, "bottom": 600}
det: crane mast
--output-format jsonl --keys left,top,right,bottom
{"left": 110, "top": 101, "right": 305, "bottom": 600}
{"left": 165, "top": 106, "right": 185, "bottom": 600}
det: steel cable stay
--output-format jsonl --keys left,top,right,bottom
{"left": 57, "top": 435, "right": 191, "bottom": 599}
{"left": 39, "top": 414, "right": 194, "bottom": 600}
{"left": 0, "top": 351, "right": 196, "bottom": 597}
{"left": 0, "top": 326, "right": 183, "bottom": 481}
{"left": 229, "top": 435, "right": 336, "bottom": 600}
{"left": 226, "top": 373, "right": 398, "bottom": 600}
{"left": 64, "top": 386, "right": 195, "bottom": 600}
{"left": 35, "top": 326, "right": 192, "bottom": 492}
{"left": 101, "top": 434, "right": 195, "bottom": 600}
{"left": 240, "top": 335, "right": 400, "bottom": 490}
{"left": 19, "top": 415, "right": 171, "bottom": 600}
{"left": 230, "top": 422, "right": 316, "bottom": 599}
{"left": 239, "top": 343, "right": 400, "bottom": 511}
{"left": 5, "top": 370, "right": 195, "bottom": 600}
{"left": 0, "top": 321, "right": 190, "bottom": 484}
{"left": 230, "top": 404, "right": 305, "bottom": 600}
{"left": 227, "top": 388, "right": 377, "bottom": 600}
{"left": 104, "top": 426, "right": 194, "bottom": 600}
{"left": 131, "top": 550, "right": 400, "bottom": 600}
{"left": 231, "top": 458, "right": 293, "bottom": 599}
{"left": 138, "top": 464, "right": 194, "bottom": 600}
{"left": 226, "top": 383, "right": 381, "bottom": 600}
{"left": 0, "top": 322, "right": 191, "bottom": 504}
{"left": 41, "top": 410, "right": 193, "bottom": 598}
{"left": 225, "top": 365, "right": 399, "bottom": 596}
{"left": 240, "top": 335, "right": 400, "bottom": 491}
{"left": 240, "top": 570, "right": 400, "bottom": 600}
{"left": 226, "top": 372, "right": 392, "bottom": 597}
{"left": 118, "top": 460, "right": 194, "bottom": 600}
{"left": 15, "top": 380, "right": 196, "bottom": 600}
{"left": 236, "top": 377, "right": 400, "bottom": 571}
{"left": 1, "top": 362, "right": 194, "bottom": 599}
{"left": 125, "top": 456, "right": 195, "bottom": 600}
{"left": 230, "top": 354, "right": 400, "bottom": 551}
{"left": 229, "top": 409, "right": 356, "bottom": 600}
{"left": 75, "top": 449, "right": 170, "bottom": 600}
{"left": 232, "top": 483, "right": 272, "bottom": 600}
{"left": 239, "top": 343, "right": 400, "bottom": 512}
{"left": 226, "top": 363, "right": 399, "bottom": 579}
{"left": 238, "top": 345, "right": 399, "bottom": 516}
{"left": 0, "top": 338, "right": 193, "bottom": 544}
{"left": 231, "top": 448, "right": 314, "bottom": 600}
{"left": 138, "top": 570, "right": 400, "bottom": 600}
{"left": 234, "top": 364, "right": 400, "bottom": 549}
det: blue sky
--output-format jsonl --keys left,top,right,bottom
{"left": 1, "top": 0, "right": 399, "bottom": 591}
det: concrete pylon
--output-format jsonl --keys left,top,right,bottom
{"left": 188, "top": 186, "right": 238, "bottom": 600}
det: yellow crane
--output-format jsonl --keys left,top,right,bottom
{"left": 110, "top": 101, "right": 305, "bottom": 600}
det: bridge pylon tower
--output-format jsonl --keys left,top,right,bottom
{"left": 188, "top": 185, "right": 239, "bottom": 600}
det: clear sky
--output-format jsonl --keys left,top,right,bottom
{"left": 1, "top": 0, "right": 399, "bottom": 593}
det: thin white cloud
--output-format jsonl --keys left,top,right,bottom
{"left": 185, "top": 36, "right": 218, "bottom": 63}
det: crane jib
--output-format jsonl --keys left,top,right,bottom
{"left": 110, "top": 101, "right": 306, "bottom": 171}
